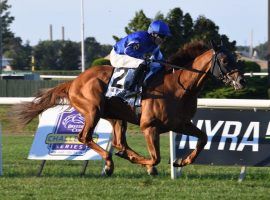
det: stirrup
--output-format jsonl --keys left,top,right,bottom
{"left": 115, "top": 90, "right": 127, "bottom": 98}
{"left": 124, "top": 90, "right": 141, "bottom": 98}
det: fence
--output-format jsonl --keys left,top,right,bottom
{"left": 0, "top": 72, "right": 267, "bottom": 97}
{"left": 0, "top": 80, "right": 65, "bottom": 97}
{"left": 170, "top": 99, "right": 270, "bottom": 181}
{"left": 0, "top": 123, "right": 2, "bottom": 176}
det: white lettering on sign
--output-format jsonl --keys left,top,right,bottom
{"left": 237, "top": 122, "right": 259, "bottom": 152}
{"left": 178, "top": 120, "right": 260, "bottom": 152}
{"left": 218, "top": 121, "right": 242, "bottom": 151}
{"left": 205, "top": 120, "right": 224, "bottom": 149}
{"left": 266, "top": 122, "right": 270, "bottom": 137}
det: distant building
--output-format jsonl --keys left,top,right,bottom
{"left": 236, "top": 48, "right": 267, "bottom": 71}
{"left": 239, "top": 56, "right": 267, "bottom": 70}
{"left": 0, "top": 57, "right": 13, "bottom": 71}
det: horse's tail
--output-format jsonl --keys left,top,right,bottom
{"left": 13, "top": 81, "right": 72, "bottom": 126}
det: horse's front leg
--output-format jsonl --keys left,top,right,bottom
{"left": 108, "top": 119, "right": 148, "bottom": 163}
{"left": 129, "top": 126, "right": 160, "bottom": 175}
{"left": 143, "top": 127, "right": 160, "bottom": 175}
{"left": 173, "top": 122, "right": 207, "bottom": 167}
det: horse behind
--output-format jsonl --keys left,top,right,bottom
{"left": 14, "top": 41, "right": 246, "bottom": 176}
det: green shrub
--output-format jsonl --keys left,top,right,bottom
{"left": 238, "top": 60, "right": 261, "bottom": 72}
{"left": 200, "top": 77, "right": 268, "bottom": 99}
{"left": 91, "top": 58, "right": 111, "bottom": 67}
{"left": 199, "top": 60, "right": 265, "bottom": 99}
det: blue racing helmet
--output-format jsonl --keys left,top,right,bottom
{"left": 148, "top": 20, "right": 172, "bottom": 37}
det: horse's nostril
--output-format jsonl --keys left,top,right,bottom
{"left": 240, "top": 79, "right": 245, "bottom": 84}
{"left": 239, "top": 78, "right": 246, "bottom": 87}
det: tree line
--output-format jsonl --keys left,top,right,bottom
{"left": 1, "top": 1, "right": 244, "bottom": 71}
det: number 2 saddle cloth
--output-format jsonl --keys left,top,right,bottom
{"left": 105, "top": 67, "right": 142, "bottom": 109}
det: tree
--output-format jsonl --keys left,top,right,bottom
{"left": 182, "top": 13, "right": 193, "bottom": 42}
{"left": 0, "top": 0, "right": 15, "bottom": 43}
{"left": 191, "top": 15, "right": 235, "bottom": 50}
{"left": 124, "top": 10, "right": 151, "bottom": 35}
{"left": 154, "top": 11, "right": 165, "bottom": 21}
{"left": 58, "top": 41, "right": 80, "bottom": 70}
{"left": 84, "top": 37, "right": 112, "bottom": 68}
{"left": 33, "top": 41, "right": 61, "bottom": 70}
{"left": 113, "top": 10, "right": 151, "bottom": 42}
{"left": 4, "top": 38, "right": 32, "bottom": 70}
{"left": 162, "top": 8, "right": 185, "bottom": 56}
{"left": 113, "top": 8, "right": 236, "bottom": 58}
{"left": 0, "top": 0, "right": 32, "bottom": 70}
{"left": 33, "top": 40, "right": 80, "bottom": 70}
{"left": 255, "top": 42, "right": 267, "bottom": 59}
{"left": 192, "top": 15, "right": 220, "bottom": 42}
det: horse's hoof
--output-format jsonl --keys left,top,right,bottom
{"left": 147, "top": 166, "right": 158, "bottom": 176}
{"left": 102, "top": 160, "right": 114, "bottom": 176}
{"left": 115, "top": 151, "right": 125, "bottom": 158}
{"left": 173, "top": 158, "right": 183, "bottom": 167}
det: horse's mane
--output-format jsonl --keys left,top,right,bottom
{"left": 167, "top": 41, "right": 209, "bottom": 67}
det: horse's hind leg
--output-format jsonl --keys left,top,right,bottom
{"left": 108, "top": 119, "right": 147, "bottom": 163}
{"left": 173, "top": 122, "right": 207, "bottom": 167}
{"left": 107, "top": 119, "right": 127, "bottom": 151}
{"left": 76, "top": 104, "right": 114, "bottom": 176}
{"left": 70, "top": 87, "right": 114, "bottom": 176}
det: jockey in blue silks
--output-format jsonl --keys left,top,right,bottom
{"left": 110, "top": 20, "right": 171, "bottom": 97}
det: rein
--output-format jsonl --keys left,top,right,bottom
{"left": 155, "top": 60, "right": 207, "bottom": 74}
{"left": 154, "top": 50, "right": 236, "bottom": 84}
{"left": 154, "top": 51, "right": 216, "bottom": 75}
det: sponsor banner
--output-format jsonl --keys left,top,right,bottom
{"left": 28, "top": 105, "right": 112, "bottom": 160}
{"left": 175, "top": 109, "right": 270, "bottom": 166}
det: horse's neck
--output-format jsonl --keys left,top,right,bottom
{"left": 189, "top": 50, "right": 213, "bottom": 88}
{"left": 165, "top": 50, "right": 213, "bottom": 98}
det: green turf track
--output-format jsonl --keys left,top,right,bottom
{"left": 0, "top": 134, "right": 270, "bottom": 200}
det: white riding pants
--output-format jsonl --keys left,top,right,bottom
{"left": 109, "top": 49, "right": 144, "bottom": 68}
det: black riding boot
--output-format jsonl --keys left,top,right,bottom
{"left": 124, "top": 64, "right": 148, "bottom": 98}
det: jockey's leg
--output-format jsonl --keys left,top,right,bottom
{"left": 124, "top": 64, "right": 148, "bottom": 98}
{"left": 143, "top": 63, "right": 163, "bottom": 86}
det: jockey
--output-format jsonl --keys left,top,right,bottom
{"left": 110, "top": 20, "right": 171, "bottom": 97}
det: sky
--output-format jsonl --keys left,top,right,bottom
{"left": 8, "top": 0, "right": 267, "bottom": 47}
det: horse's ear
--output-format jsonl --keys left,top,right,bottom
{"left": 209, "top": 40, "right": 218, "bottom": 51}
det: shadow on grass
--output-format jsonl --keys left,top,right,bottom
{"left": 3, "top": 170, "right": 270, "bottom": 182}
{"left": 3, "top": 161, "right": 270, "bottom": 182}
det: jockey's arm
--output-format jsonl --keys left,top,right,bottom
{"left": 124, "top": 40, "right": 142, "bottom": 59}
{"left": 151, "top": 48, "right": 163, "bottom": 62}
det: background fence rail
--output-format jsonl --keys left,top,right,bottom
{"left": 1, "top": 97, "right": 270, "bottom": 109}
{"left": 0, "top": 71, "right": 267, "bottom": 97}
{"left": 0, "top": 80, "right": 65, "bottom": 97}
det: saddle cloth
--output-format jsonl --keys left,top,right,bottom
{"left": 105, "top": 67, "right": 142, "bottom": 108}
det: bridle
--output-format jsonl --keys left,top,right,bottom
{"left": 154, "top": 48, "right": 240, "bottom": 85}
{"left": 209, "top": 50, "right": 240, "bottom": 85}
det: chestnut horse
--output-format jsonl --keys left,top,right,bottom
{"left": 15, "top": 41, "right": 245, "bottom": 176}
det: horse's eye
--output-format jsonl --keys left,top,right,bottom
{"left": 222, "top": 58, "right": 228, "bottom": 65}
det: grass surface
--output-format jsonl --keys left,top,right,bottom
{"left": 1, "top": 106, "right": 270, "bottom": 199}
{"left": 1, "top": 134, "right": 270, "bottom": 200}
